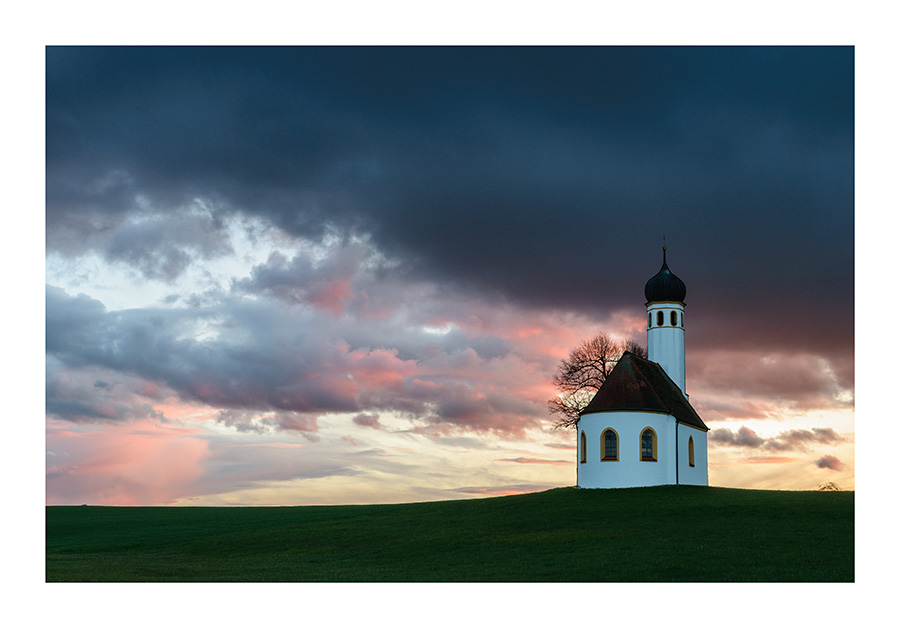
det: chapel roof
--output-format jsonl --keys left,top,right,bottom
{"left": 644, "top": 247, "right": 686, "bottom": 304}
{"left": 579, "top": 352, "right": 708, "bottom": 431}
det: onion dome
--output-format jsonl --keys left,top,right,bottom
{"left": 644, "top": 247, "right": 686, "bottom": 304}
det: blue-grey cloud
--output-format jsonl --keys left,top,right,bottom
{"left": 45, "top": 46, "right": 853, "bottom": 362}
{"left": 44, "top": 47, "right": 854, "bottom": 448}
{"left": 46, "top": 268, "right": 547, "bottom": 437}
{"left": 814, "top": 455, "right": 845, "bottom": 471}
{"left": 710, "top": 426, "right": 845, "bottom": 452}
{"left": 352, "top": 413, "right": 381, "bottom": 429}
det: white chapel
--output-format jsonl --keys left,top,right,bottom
{"left": 576, "top": 248, "right": 709, "bottom": 488}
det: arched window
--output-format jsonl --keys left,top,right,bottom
{"left": 641, "top": 428, "right": 657, "bottom": 461}
{"left": 580, "top": 431, "right": 587, "bottom": 463}
{"left": 648, "top": 312, "right": 652, "bottom": 328}
{"left": 670, "top": 311, "right": 677, "bottom": 326}
{"left": 656, "top": 311, "right": 663, "bottom": 326}
{"left": 689, "top": 436, "right": 695, "bottom": 467}
{"left": 680, "top": 312, "right": 684, "bottom": 327}
{"left": 602, "top": 429, "right": 618, "bottom": 461}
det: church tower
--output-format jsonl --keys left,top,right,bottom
{"left": 644, "top": 247, "right": 687, "bottom": 396}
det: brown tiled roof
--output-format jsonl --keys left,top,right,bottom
{"left": 579, "top": 352, "right": 708, "bottom": 431}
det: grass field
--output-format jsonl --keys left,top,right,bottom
{"left": 45, "top": 485, "right": 853, "bottom": 582}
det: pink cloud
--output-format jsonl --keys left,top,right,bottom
{"left": 689, "top": 350, "right": 852, "bottom": 414}
{"left": 276, "top": 413, "right": 319, "bottom": 433}
{"left": 138, "top": 380, "right": 163, "bottom": 399}
{"left": 693, "top": 398, "right": 775, "bottom": 421}
{"left": 346, "top": 347, "right": 417, "bottom": 388}
{"left": 308, "top": 278, "right": 353, "bottom": 316}
{"left": 46, "top": 419, "right": 210, "bottom": 505}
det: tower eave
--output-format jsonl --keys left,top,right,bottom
{"left": 645, "top": 300, "right": 686, "bottom": 306}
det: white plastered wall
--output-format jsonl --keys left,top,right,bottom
{"left": 646, "top": 301, "right": 686, "bottom": 395}
{"left": 577, "top": 412, "right": 709, "bottom": 488}
{"left": 577, "top": 411, "right": 676, "bottom": 488}
{"left": 677, "top": 423, "right": 708, "bottom": 486}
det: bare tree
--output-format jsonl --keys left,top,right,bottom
{"left": 817, "top": 480, "right": 842, "bottom": 491}
{"left": 623, "top": 339, "right": 648, "bottom": 358}
{"left": 548, "top": 332, "right": 646, "bottom": 430}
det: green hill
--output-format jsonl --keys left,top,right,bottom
{"left": 45, "top": 485, "right": 853, "bottom": 582}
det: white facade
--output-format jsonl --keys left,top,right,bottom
{"left": 647, "top": 301, "right": 686, "bottom": 395}
{"left": 678, "top": 423, "right": 708, "bottom": 486}
{"left": 577, "top": 412, "right": 707, "bottom": 488}
{"left": 577, "top": 411, "right": 674, "bottom": 488}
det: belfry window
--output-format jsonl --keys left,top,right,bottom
{"left": 680, "top": 312, "right": 684, "bottom": 327}
{"left": 670, "top": 311, "right": 677, "bottom": 326}
{"left": 602, "top": 429, "right": 618, "bottom": 461}
{"left": 580, "top": 431, "right": 587, "bottom": 463}
{"left": 689, "top": 436, "right": 695, "bottom": 467}
{"left": 641, "top": 428, "right": 657, "bottom": 462}
{"left": 648, "top": 312, "right": 652, "bottom": 328}
{"left": 656, "top": 311, "right": 663, "bottom": 326}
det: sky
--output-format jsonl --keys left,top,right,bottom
{"left": 44, "top": 45, "right": 855, "bottom": 506}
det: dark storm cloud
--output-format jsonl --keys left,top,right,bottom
{"left": 46, "top": 46, "right": 853, "bottom": 355}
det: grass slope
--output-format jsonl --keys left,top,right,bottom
{"left": 46, "top": 486, "right": 853, "bottom": 582}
